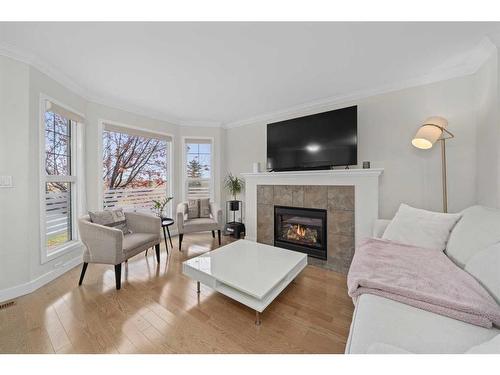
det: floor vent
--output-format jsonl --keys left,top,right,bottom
{"left": 0, "top": 301, "right": 15, "bottom": 310}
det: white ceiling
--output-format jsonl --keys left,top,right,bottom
{"left": 1, "top": 22, "right": 499, "bottom": 127}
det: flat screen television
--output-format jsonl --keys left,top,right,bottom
{"left": 266, "top": 106, "right": 357, "bottom": 171}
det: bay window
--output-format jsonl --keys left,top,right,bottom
{"left": 184, "top": 138, "right": 213, "bottom": 200}
{"left": 41, "top": 98, "right": 83, "bottom": 260}
{"left": 102, "top": 124, "right": 172, "bottom": 216}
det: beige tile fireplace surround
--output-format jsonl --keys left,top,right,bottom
{"left": 242, "top": 169, "right": 384, "bottom": 274}
{"left": 257, "top": 185, "right": 355, "bottom": 273}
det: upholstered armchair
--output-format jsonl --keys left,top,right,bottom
{"left": 78, "top": 212, "right": 161, "bottom": 290}
{"left": 176, "top": 201, "right": 223, "bottom": 250}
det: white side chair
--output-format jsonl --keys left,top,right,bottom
{"left": 176, "top": 201, "right": 223, "bottom": 250}
{"left": 78, "top": 212, "right": 161, "bottom": 290}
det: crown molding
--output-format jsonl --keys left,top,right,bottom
{"left": 1, "top": 38, "right": 496, "bottom": 130}
{"left": 0, "top": 41, "right": 221, "bottom": 128}
{"left": 223, "top": 37, "right": 497, "bottom": 129}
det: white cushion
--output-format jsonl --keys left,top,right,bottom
{"left": 465, "top": 242, "right": 500, "bottom": 304}
{"left": 366, "top": 342, "right": 412, "bottom": 354}
{"left": 346, "top": 294, "right": 499, "bottom": 354}
{"left": 465, "top": 334, "right": 500, "bottom": 354}
{"left": 382, "top": 204, "right": 462, "bottom": 251}
{"left": 446, "top": 205, "right": 500, "bottom": 267}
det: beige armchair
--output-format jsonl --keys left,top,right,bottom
{"left": 176, "top": 201, "right": 223, "bottom": 250}
{"left": 78, "top": 212, "right": 161, "bottom": 290}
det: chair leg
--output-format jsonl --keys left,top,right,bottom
{"left": 114, "top": 264, "right": 122, "bottom": 290}
{"left": 155, "top": 243, "right": 160, "bottom": 264}
{"left": 217, "top": 230, "right": 221, "bottom": 246}
{"left": 179, "top": 233, "right": 183, "bottom": 251}
{"left": 78, "top": 262, "right": 88, "bottom": 286}
{"left": 211, "top": 230, "right": 215, "bottom": 238}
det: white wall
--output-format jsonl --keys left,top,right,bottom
{"left": 0, "top": 56, "right": 31, "bottom": 290}
{"left": 226, "top": 72, "right": 489, "bottom": 219}
{"left": 474, "top": 51, "right": 499, "bottom": 207}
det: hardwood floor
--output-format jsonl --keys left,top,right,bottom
{"left": 0, "top": 233, "right": 354, "bottom": 353}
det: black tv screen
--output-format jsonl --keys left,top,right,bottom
{"left": 267, "top": 106, "right": 357, "bottom": 171}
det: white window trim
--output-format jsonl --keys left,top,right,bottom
{"left": 182, "top": 136, "right": 215, "bottom": 202}
{"left": 97, "top": 119, "right": 174, "bottom": 217}
{"left": 39, "top": 94, "right": 85, "bottom": 264}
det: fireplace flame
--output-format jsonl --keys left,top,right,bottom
{"left": 284, "top": 223, "right": 318, "bottom": 244}
{"left": 294, "top": 224, "right": 306, "bottom": 238}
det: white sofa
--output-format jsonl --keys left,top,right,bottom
{"left": 345, "top": 205, "right": 500, "bottom": 354}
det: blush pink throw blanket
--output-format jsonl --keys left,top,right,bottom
{"left": 347, "top": 238, "right": 500, "bottom": 328}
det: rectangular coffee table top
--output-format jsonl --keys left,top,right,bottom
{"left": 183, "top": 239, "right": 307, "bottom": 300}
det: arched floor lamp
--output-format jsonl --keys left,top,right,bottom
{"left": 411, "top": 116, "right": 454, "bottom": 213}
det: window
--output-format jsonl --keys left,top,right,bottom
{"left": 184, "top": 138, "right": 213, "bottom": 200}
{"left": 41, "top": 99, "right": 82, "bottom": 258}
{"left": 102, "top": 125, "right": 171, "bottom": 216}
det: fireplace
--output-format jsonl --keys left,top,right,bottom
{"left": 274, "top": 205, "right": 327, "bottom": 260}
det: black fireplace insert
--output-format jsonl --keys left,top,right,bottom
{"left": 274, "top": 205, "right": 327, "bottom": 260}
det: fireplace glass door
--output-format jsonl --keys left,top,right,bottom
{"left": 274, "top": 206, "right": 327, "bottom": 259}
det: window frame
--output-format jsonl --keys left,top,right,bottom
{"left": 97, "top": 120, "right": 174, "bottom": 217}
{"left": 39, "top": 94, "right": 84, "bottom": 264}
{"left": 182, "top": 136, "right": 215, "bottom": 202}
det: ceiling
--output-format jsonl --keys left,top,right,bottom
{"left": 1, "top": 22, "right": 499, "bottom": 127}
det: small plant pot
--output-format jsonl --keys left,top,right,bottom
{"left": 229, "top": 200, "right": 240, "bottom": 211}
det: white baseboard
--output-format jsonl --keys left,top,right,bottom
{"left": 0, "top": 256, "right": 82, "bottom": 303}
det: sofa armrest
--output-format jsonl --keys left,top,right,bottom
{"left": 78, "top": 218, "right": 123, "bottom": 265}
{"left": 210, "top": 202, "right": 223, "bottom": 228}
{"left": 125, "top": 212, "right": 160, "bottom": 236}
{"left": 176, "top": 202, "right": 187, "bottom": 233}
{"left": 373, "top": 219, "right": 391, "bottom": 238}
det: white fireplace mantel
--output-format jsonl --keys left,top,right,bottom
{"left": 241, "top": 168, "right": 384, "bottom": 247}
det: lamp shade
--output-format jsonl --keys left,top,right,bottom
{"left": 411, "top": 116, "right": 448, "bottom": 149}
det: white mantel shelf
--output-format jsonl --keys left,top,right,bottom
{"left": 241, "top": 168, "right": 384, "bottom": 178}
{"left": 242, "top": 168, "right": 384, "bottom": 248}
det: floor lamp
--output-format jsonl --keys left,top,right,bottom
{"left": 411, "top": 116, "right": 454, "bottom": 213}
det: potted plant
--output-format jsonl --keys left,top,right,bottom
{"left": 152, "top": 196, "right": 173, "bottom": 219}
{"left": 224, "top": 173, "right": 244, "bottom": 211}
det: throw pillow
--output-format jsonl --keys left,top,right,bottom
{"left": 382, "top": 203, "right": 462, "bottom": 251}
{"left": 88, "top": 208, "right": 131, "bottom": 234}
{"left": 187, "top": 199, "right": 200, "bottom": 219}
{"left": 199, "top": 198, "right": 211, "bottom": 218}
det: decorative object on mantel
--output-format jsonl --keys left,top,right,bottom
{"left": 412, "top": 116, "right": 454, "bottom": 213}
{"left": 252, "top": 162, "right": 260, "bottom": 173}
{"left": 362, "top": 161, "right": 371, "bottom": 169}
{"left": 223, "top": 172, "right": 246, "bottom": 238}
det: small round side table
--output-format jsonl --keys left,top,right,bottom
{"left": 161, "top": 217, "right": 174, "bottom": 254}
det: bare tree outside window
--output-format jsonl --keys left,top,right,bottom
{"left": 102, "top": 129, "right": 169, "bottom": 213}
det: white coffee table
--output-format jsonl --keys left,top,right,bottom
{"left": 182, "top": 239, "right": 307, "bottom": 325}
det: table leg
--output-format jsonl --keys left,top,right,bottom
{"left": 162, "top": 226, "right": 169, "bottom": 255}
{"left": 255, "top": 311, "right": 261, "bottom": 326}
{"left": 166, "top": 225, "right": 173, "bottom": 247}
{"left": 197, "top": 281, "right": 201, "bottom": 294}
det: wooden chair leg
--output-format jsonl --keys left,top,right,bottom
{"left": 211, "top": 230, "right": 215, "bottom": 238}
{"left": 155, "top": 243, "right": 160, "bottom": 264}
{"left": 179, "top": 233, "right": 183, "bottom": 251}
{"left": 78, "top": 262, "right": 88, "bottom": 286}
{"left": 114, "top": 264, "right": 122, "bottom": 290}
{"left": 217, "top": 230, "right": 221, "bottom": 246}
